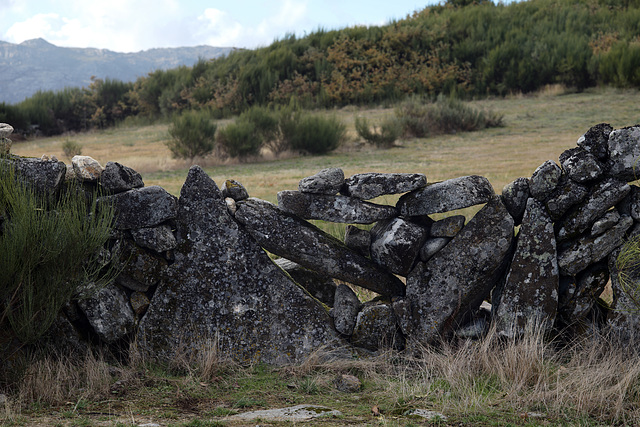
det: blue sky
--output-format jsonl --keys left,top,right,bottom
{"left": 0, "top": 0, "right": 439, "bottom": 52}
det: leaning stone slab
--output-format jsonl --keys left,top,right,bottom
{"left": 556, "top": 178, "right": 630, "bottom": 241}
{"left": 351, "top": 302, "right": 403, "bottom": 351}
{"left": 227, "top": 405, "right": 342, "bottom": 422}
{"left": 607, "top": 126, "right": 640, "bottom": 181}
{"left": 275, "top": 258, "right": 337, "bottom": 307}
{"left": 577, "top": 123, "right": 612, "bottom": 160}
{"left": 77, "top": 283, "right": 135, "bottom": 343}
{"left": 397, "top": 175, "right": 494, "bottom": 217}
{"left": 235, "top": 197, "right": 405, "bottom": 296}
{"left": 494, "top": 198, "right": 558, "bottom": 337}
{"left": 404, "top": 196, "right": 514, "bottom": 345}
{"left": 529, "top": 160, "right": 562, "bottom": 200}
{"left": 6, "top": 157, "right": 66, "bottom": 197}
{"left": 341, "top": 172, "right": 427, "bottom": 200}
{"left": 102, "top": 186, "right": 178, "bottom": 230}
{"left": 100, "top": 161, "right": 144, "bottom": 193}
{"left": 299, "top": 168, "right": 344, "bottom": 195}
{"left": 501, "top": 177, "right": 530, "bottom": 225}
{"left": 136, "top": 166, "right": 342, "bottom": 365}
{"left": 277, "top": 190, "right": 397, "bottom": 224}
{"left": 557, "top": 215, "right": 633, "bottom": 276}
{"left": 370, "top": 218, "right": 428, "bottom": 276}
{"left": 559, "top": 147, "right": 603, "bottom": 184}
{"left": 332, "top": 284, "right": 362, "bottom": 335}
{"left": 72, "top": 155, "right": 104, "bottom": 182}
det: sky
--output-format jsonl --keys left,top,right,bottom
{"left": 0, "top": 0, "right": 440, "bottom": 52}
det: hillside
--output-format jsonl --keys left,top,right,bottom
{"left": 0, "top": 38, "right": 234, "bottom": 104}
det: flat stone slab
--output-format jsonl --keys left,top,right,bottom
{"left": 607, "top": 126, "right": 640, "bottom": 181}
{"left": 234, "top": 197, "right": 406, "bottom": 296}
{"left": 277, "top": 190, "right": 397, "bottom": 224}
{"left": 227, "top": 405, "right": 342, "bottom": 421}
{"left": 397, "top": 175, "right": 494, "bottom": 217}
{"left": 299, "top": 168, "right": 344, "bottom": 195}
{"left": 103, "top": 186, "right": 178, "bottom": 230}
{"left": 341, "top": 172, "right": 427, "bottom": 200}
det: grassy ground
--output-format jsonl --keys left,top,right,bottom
{"left": 4, "top": 86, "right": 640, "bottom": 426}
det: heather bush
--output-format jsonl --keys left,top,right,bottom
{"left": 354, "top": 116, "right": 401, "bottom": 148}
{"left": 167, "top": 109, "right": 217, "bottom": 163}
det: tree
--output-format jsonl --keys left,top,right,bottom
{"left": 166, "top": 110, "right": 217, "bottom": 163}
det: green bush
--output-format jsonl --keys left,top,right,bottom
{"left": 0, "top": 164, "right": 116, "bottom": 345}
{"left": 354, "top": 116, "right": 401, "bottom": 148}
{"left": 395, "top": 95, "right": 504, "bottom": 138}
{"left": 284, "top": 113, "right": 345, "bottom": 155}
{"left": 216, "top": 120, "right": 263, "bottom": 160}
{"left": 167, "top": 110, "right": 217, "bottom": 163}
{"left": 62, "top": 139, "right": 82, "bottom": 159}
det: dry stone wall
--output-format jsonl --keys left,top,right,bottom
{"left": 4, "top": 122, "right": 640, "bottom": 364}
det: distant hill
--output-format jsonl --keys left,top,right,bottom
{"left": 0, "top": 38, "right": 234, "bottom": 104}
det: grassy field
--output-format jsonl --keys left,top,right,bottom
{"left": 4, "top": 86, "right": 640, "bottom": 426}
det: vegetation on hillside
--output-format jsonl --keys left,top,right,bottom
{"left": 2, "top": 0, "right": 640, "bottom": 137}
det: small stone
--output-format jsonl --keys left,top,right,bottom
{"left": 130, "top": 292, "right": 151, "bottom": 316}
{"left": 225, "top": 197, "right": 237, "bottom": 215}
{"left": 100, "top": 161, "right": 144, "bottom": 193}
{"left": 334, "top": 374, "right": 362, "bottom": 392}
{"left": 577, "top": 123, "right": 612, "bottom": 160}
{"left": 221, "top": 179, "right": 249, "bottom": 201}
{"left": 370, "top": 218, "right": 428, "bottom": 276}
{"left": 0, "top": 123, "right": 13, "bottom": 138}
{"left": 341, "top": 172, "right": 427, "bottom": 200}
{"left": 299, "top": 168, "right": 344, "bottom": 195}
{"left": 72, "top": 155, "right": 104, "bottom": 182}
{"left": 430, "top": 215, "right": 465, "bottom": 237}
{"left": 333, "top": 284, "right": 362, "bottom": 335}
{"left": 130, "top": 224, "right": 177, "bottom": 253}
{"left": 502, "top": 177, "right": 530, "bottom": 224}
{"left": 544, "top": 176, "right": 589, "bottom": 221}
{"left": 591, "top": 210, "right": 621, "bottom": 236}
{"left": 351, "top": 302, "right": 403, "bottom": 351}
{"left": 344, "top": 225, "right": 371, "bottom": 257}
{"left": 419, "top": 237, "right": 450, "bottom": 262}
{"left": 617, "top": 185, "right": 640, "bottom": 221}
{"left": 529, "top": 160, "right": 562, "bottom": 200}
{"left": 559, "top": 147, "right": 603, "bottom": 183}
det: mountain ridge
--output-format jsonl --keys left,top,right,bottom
{"left": 0, "top": 38, "right": 235, "bottom": 104}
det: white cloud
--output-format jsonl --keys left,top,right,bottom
{"left": 5, "top": 13, "right": 60, "bottom": 42}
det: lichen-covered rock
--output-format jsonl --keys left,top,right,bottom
{"left": 234, "top": 197, "right": 405, "bottom": 296}
{"left": 558, "top": 262, "right": 609, "bottom": 326}
{"left": 430, "top": 215, "right": 465, "bottom": 238}
{"left": 130, "top": 224, "right": 177, "bottom": 253}
{"left": 44, "top": 314, "right": 88, "bottom": 357}
{"left": 607, "top": 126, "right": 640, "bottom": 181}
{"left": 350, "top": 302, "right": 403, "bottom": 351}
{"left": 591, "top": 209, "right": 621, "bottom": 236}
{"left": 221, "top": 179, "right": 249, "bottom": 201}
{"left": 77, "top": 283, "right": 135, "bottom": 343}
{"left": 275, "top": 258, "right": 337, "bottom": 307}
{"left": 298, "top": 168, "right": 344, "bottom": 195}
{"left": 341, "top": 172, "right": 427, "bottom": 200}
{"left": 529, "top": 160, "right": 562, "bottom": 200}
{"left": 577, "top": 123, "right": 612, "bottom": 160}
{"left": 100, "top": 161, "right": 144, "bottom": 193}
{"left": 0, "top": 123, "right": 13, "bottom": 138}
{"left": 5, "top": 157, "right": 66, "bottom": 196}
{"left": 370, "top": 218, "right": 428, "bottom": 276}
{"left": 334, "top": 374, "right": 362, "bottom": 392}
{"left": 557, "top": 215, "right": 633, "bottom": 276}
{"left": 397, "top": 175, "right": 494, "bottom": 217}
{"left": 277, "top": 190, "right": 397, "bottom": 224}
{"left": 114, "top": 240, "right": 167, "bottom": 292}
{"left": 559, "top": 148, "right": 603, "bottom": 183}
{"left": 419, "top": 237, "right": 450, "bottom": 262}
{"left": 494, "top": 198, "right": 558, "bottom": 337}
{"left": 556, "top": 178, "right": 630, "bottom": 241}
{"left": 0, "top": 123, "right": 12, "bottom": 154}
{"left": 544, "top": 176, "right": 589, "bottom": 221}
{"left": 501, "top": 177, "right": 530, "bottom": 225}
{"left": 71, "top": 155, "right": 104, "bottom": 182}
{"left": 344, "top": 225, "right": 371, "bottom": 257}
{"left": 607, "top": 232, "right": 640, "bottom": 341}
{"left": 103, "top": 186, "right": 178, "bottom": 230}
{"left": 136, "top": 166, "right": 342, "bottom": 365}
{"left": 130, "top": 291, "right": 151, "bottom": 316}
{"left": 617, "top": 185, "right": 640, "bottom": 221}
{"left": 332, "top": 284, "right": 362, "bottom": 336}
{"left": 404, "top": 196, "right": 514, "bottom": 345}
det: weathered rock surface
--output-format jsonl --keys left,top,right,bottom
{"left": 556, "top": 178, "right": 630, "bottom": 241}
{"left": 333, "top": 284, "right": 362, "bottom": 336}
{"left": 351, "top": 302, "right": 403, "bottom": 351}
{"left": 104, "top": 186, "right": 178, "bottom": 230}
{"left": 100, "top": 161, "right": 144, "bottom": 193}
{"left": 545, "top": 177, "right": 589, "bottom": 221}
{"left": 559, "top": 148, "right": 603, "bottom": 183}
{"left": 558, "top": 215, "right": 633, "bottom": 276}
{"left": 404, "top": 196, "right": 514, "bottom": 344}
{"left": 430, "top": 215, "right": 465, "bottom": 238}
{"left": 298, "top": 168, "right": 344, "bottom": 195}
{"left": 277, "top": 190, "right": 397, "bottom": 224}
{"left": 228, "top": 405, "right": 342, "bottom": 422}
{"left": 136, "top": 166, "right": 342, "bottom": 365}
{"left": 221, "top": 179, "right": 249, "bottom": 201}
{"left": 397, "top": 175, "right": 494, "bottom": 217}
{"left": 344, "top": 225, "right": 371, "bottom": 257}
{"left": 114, "top": 240, "right": 167, "bottom": 292}
{"left": 341, "top": 172, "right": 427, "bottom": 200}
{"left": 607, "top": 125, "right": 640, "bottom": 181}
{"left": 234, "top": 197, "right": 405, "bottom": 296}
{"left": 419, "top": 237, "right": 450, "bottom": 262}
{"left": 130, "top": 291, "right": 151, "bottom": 316}
{"left": 6, "top": 157, "right": 66, "bottom": 196}
{"left": 577, "top": 123, "right": 612, "bottom": 160}
{"left": 617, "top": 185, "right": 640, "bottom": 221}
{"left": 275, "top": 258, "right": 337, "bottom": 307}
{"left": 607, "top": 237, "right": 640, "bottom": 341}
{"left": 370, "top": 218, "right": 428, "bottom": 276}
{"left": 334, "top": 374, "right": 362, "bottom": 392}
{"left": 72, "top": 155, "right": 103, "bottom": 182}
{"left": 78, "top": 283, "right": 135, "bottom": 343}
{"left": 494, "top": 198, "right": 558, "bottom": 337}
{"left": 558, "top": 262, "right": 609, "bottom": 325}
{"left": 130, "top": 224, "right": 177, "bottom": 253}
{"left": 502, "top": 177, "right": 530, "bottom": 224}
{"left": 529, "top": 160, "right": 562, "bottom": 200}
{"left": 591, "top": 210, "right": 621, "bottom": 236}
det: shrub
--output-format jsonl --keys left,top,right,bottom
{"left": 166, "top": 110, "right": 217, "bottom": 163}
{"left": 0, "top": 164, "right": 116, "bottom": 345}
{"left": 216, "top": 120, "right": 263, "bottom": 160}
{"left": 396, "top": 95, "right": 504, "bottom": 138}
{"left": 354, "top": 116, "right": 401, "bottom": 148}
{"left": 62, "top": 139, "right": 82, "bottom": 159}
{"left": 284, "top": 113, "right": 345, "bottom": 155}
